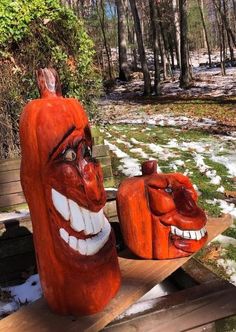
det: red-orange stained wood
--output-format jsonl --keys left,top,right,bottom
{"left": 117, "top": 160, "right": 208, "bottom": 259}
{"left": 19, "top": 68, "right": 121, "bottom": 315}
{"left": 117, "top": 178, "right": 153, "bottom": 258}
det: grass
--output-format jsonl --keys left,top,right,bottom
{"left": 102, "top": 124, "right": 236, "bottom": 216}
{"left": 223, "top": 222, "right": 236, "bottom": 239}
{"left": 195, "top": 242, "right": 230, "bottom": 281}
{"left": 223, "top": 244, "right": 236, "bottom": 261}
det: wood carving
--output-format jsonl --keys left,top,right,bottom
{"left": 117, "top": 160, "right": 208, "bottom": 259}
{"left": 19, "top": 68, "right": 121, "bottom": 315}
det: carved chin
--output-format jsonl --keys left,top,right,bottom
{"left": 51, "top": 188, "right": 111, "bottom": 256}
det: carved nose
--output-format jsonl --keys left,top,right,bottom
{"left": 81, "top": 162, "right": 106, "bottom": 208}
{"left": 173, "top": 187, "right": 201, "bottom": 218}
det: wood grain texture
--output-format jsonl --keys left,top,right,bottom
{"left": 0, "top": 192, "right": 26, "bottom": 208}
{"left": 104, "top": 282, "right": 236, "bottom": 332}
{"left": 0, "top": 170, "right": 20, "bottom": 184}
{"left": 0, "top": 181, "right": 22, "bottom": 196}
{"left": 0, "top": 159, "right": 20, "bottom": 172}
{"left": 0, "top": 214, "right": 232, "bottom": 332}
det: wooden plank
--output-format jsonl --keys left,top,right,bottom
{"left": 92, "top": 145, "right": 110, "bottom": 158}
{"left": 0, "top": 215, "right": 232, "bottom": 332}
{"left": 0, "top": 181, "right": 22, "bottom": 196}
{"left": 0, "top": 192, "right": 26, "bottom": 209}
{"left": 182, "top": 257, "right": 220, "bottom": 284}
{"left": 104, "top": 281, "right": 236, "bottom": 332}
{"left": 0, "top": 159, "right": 20, "bottom": 172}
{"left": 104, "top": 201, "right": 117, "bottom": 218}
{"left": 101, "top": 165, "right": 113, "bottom": 179}
{"left": 0, "top": 170, "right": 20, "bottom": 184}
{"left": 97, "top": 156, "right": 111, "bottom": 167}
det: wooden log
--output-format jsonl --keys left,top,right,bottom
{"left": 0, "top": 215, "right": 232, "bottom": 332}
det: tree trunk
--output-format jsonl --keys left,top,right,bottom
{"left": 222, "top": 0, "right": 234, "bottom": 62}
{"left": 215, "top": 0, "right": 236, "bottom": 47}
{"left": 197, "top": 0, "right": 212, "bottom": 67}
{"left": 116, "top": 0, "right": 130, "bottom": 81}
{"left": 173, "top": 0, "right": 181, "bottom": 68}
{"left": 149, "top": 0, "right": 160, "bottom": 95}
{"left": 213, "top": 0, "right": 226, "bottom": 75}
{"left": 179, "top": 0, "right": 192, "bottom": 88}
{"left": 129, "top": 0, "right": 152, "bottom": 95}
{"left": 96, "top": 0, "right": 114, "bottom": 80}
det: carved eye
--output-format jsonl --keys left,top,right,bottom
{"left": 63, "top": 148, "right": 77, "bottom": 161}
{"left": 165, "top": 187, "right": 173, "bottom": 194}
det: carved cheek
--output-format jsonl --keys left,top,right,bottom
{"left": 148, "top": 187, "right": 175, "bottom": 215}
{"left": 46, "top": 164, "right": 84, "bottom": 196}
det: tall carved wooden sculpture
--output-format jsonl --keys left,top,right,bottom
{"left": 20, "top": 68, "right": 121, "bottom": 315}
{"left": 117, "top": 160, "right": 208, "bottom": 259}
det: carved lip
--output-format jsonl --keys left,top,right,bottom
{"left": 171, "top": 232, "right": 208, "bottom": 253}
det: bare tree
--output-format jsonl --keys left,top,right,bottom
{"left": 213, "top": 0, "right": 226, "bottom": 75}
{"left": 179, "top": 0, "right": 192, "bottom": 88}
{"left": 116, "top": 0, "right": 130, "bottom": 81}
{"left": 197, "top": 0, "right": 212, "bottom": 67}
{"left": 149, "top": 0, "right": 160, "bottom": 95}
{"left": 173, "top": 0, "right": 181, "bottom": 68}
{"left": 95, "top": 0, "right": 114, "bottom": 80}
{"left": 222, "top": 0, "right": 234, "bottom": 62}
{"left": 129, "top": 0, "right": 152, "bottom": 95}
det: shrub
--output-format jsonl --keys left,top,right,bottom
{"left": 0, "top": 0, "right": 101, "bottom": 158}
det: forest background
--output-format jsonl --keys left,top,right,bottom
{"left": 0, "top": 0, "right": 236, "bottom": 158}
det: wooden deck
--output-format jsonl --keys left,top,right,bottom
{"left": 0, "top": 214, "right": 232, "bottom": 332}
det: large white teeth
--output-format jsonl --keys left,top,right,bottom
{"left": 53, "top": 188, "right": 110, "bottom": 255}
{"left": 52, "top": 188, "right": 105, "bottom": 236}
{"left": 171, "top": 225, "right": 206, "bottom": 240}
{"left": 68, "top": 200, "right": 85, "bottom": 232}
{"left": 82, "top": 208, "right": 94, "bottom": 235}
{"left": 69, "top": 236, "right": 77, "bottom": 250}
{"left": 52, "top": 189, "right": 70, "bottom": 221}
{"left": 59, "top": 228, "right": 69, "bottom": 243}
{"left": 59, "top": 218, "right": 111, "bottom": 256}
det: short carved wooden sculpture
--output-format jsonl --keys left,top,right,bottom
{"left": 19, "top": 68, "right": 121, "bottom": 315}
{"left": 117, "top": 160, "right": 208, "bottom": 259}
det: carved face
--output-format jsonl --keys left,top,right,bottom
{"left": 117, "top": 161, "right": 207, "bottom": 259}
{"left": 20, "top": 69, "right": 120, "bottom": 315}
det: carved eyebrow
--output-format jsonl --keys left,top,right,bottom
{"left": 48, "top": 125, "right": 76, "bottom": 160}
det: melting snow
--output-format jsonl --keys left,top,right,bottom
{"left": 1, "top": 275, "right": 42, "bottom": 316}
{"left": 105, "top": 140, "right": 141, "bottom": 177}
{"left": 206, "top": 199, "right": 236, "bottom": 218}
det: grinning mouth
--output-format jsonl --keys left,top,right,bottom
{"left": 51, "top": 188, "right": 111, "bottom": 256}
{"left": 170, "top": 225, "right": 207, "bottom": 240}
